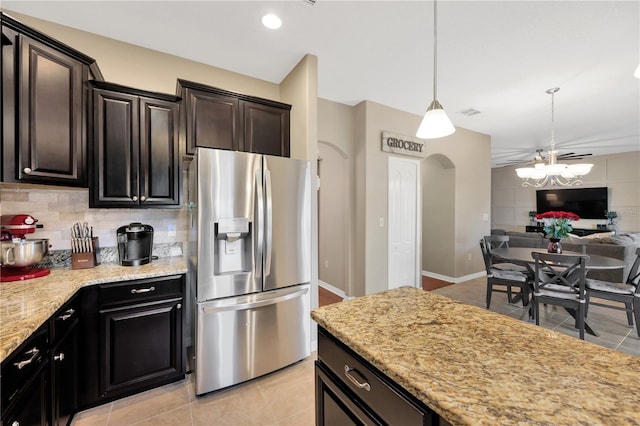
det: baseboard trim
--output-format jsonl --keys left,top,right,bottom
{"left": 422, "top": 270, "right": 486, "bottom": 284}
{"left": 318, "top": 280, "right": 348, "bottom": 299}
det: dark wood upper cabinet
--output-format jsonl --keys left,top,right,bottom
{"left": 90, "top": 81, "right": 180, "bottom": 208}
{"left": 1, "top": 12, "right": 103, "bottom": 187}
{"left": 177, "top": 79, "right": 291, "bottom": 157}
{"left": 181, "top": 85, "right": 239, "bottom": 153}
{"left": 243, "top": 100, "right": 290, "bottom": 157}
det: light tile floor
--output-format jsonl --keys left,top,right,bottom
{"left": 72, "top": 356, "right": 316, "bottom": 426}
{"left": 72, "top": 278, "right": 639, "bottom": 425}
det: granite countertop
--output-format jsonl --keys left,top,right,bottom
{"left": 0, "top": 257, "right": 187, "bottom": 363}
{"left": 311, "top": 286, "right": 640, "bottom": 425}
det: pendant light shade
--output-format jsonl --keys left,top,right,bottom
{"left": 416, "top": 100, "right": 455, "bottom": 139}
{"left": 416, "top": 0, "right": 455, "bottom": 139}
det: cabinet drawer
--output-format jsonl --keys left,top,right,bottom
{"left": 99, "top": 275, "right": 183, "bottom": 307}
{"left": 318, "top": 328, "right": 430, "bottom": 426}
{"left": 51, "top": 293, "right": 81, "bottom": 344}
{"left": 1, "top": 324, "right": 49, "bottom": 414}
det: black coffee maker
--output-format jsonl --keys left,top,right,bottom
{"left": 117, "top": 223, "right": 153, "bottom": 266}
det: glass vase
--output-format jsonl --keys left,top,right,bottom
{"left": 547, "top": 238, "right": 562, "bottom": 254}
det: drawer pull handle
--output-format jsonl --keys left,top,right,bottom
{"left": 58, "top": 308, "right": 75, "bottom": 321}
{"left": 131, "top": 286, "right": 155, "bottom": 294}
{"left": 14, "top": 347, "right": 40, "bottom": 370}
{"left": 54, "top": 352, "right": 65, "bottom": 362}
{"left": 344, "top": 365, "right": 371, "bottom": 392}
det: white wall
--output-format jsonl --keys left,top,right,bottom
{"left": 492, "top": 151, "right": 640, "bottom": 233}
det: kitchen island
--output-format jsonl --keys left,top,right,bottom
{"left": 311, "top": 286, "right": 640, "bottom": 425}
{"left": 0, "top": 256, "right": 187, "bottom": 363}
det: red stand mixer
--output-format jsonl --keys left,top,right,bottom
{"left": 1, "top": 214, "right": 51, "bottom": 282}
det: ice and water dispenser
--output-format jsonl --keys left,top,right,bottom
{"left": 214, "top": 218, "right": 251, "bottom": 274}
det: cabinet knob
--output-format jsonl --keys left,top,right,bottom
{"left": 140, "top": 196, "right": 147, "bottom": 202}
{"left": 23, "top": 167, "right": 32, "bottom": 174}
{"left": 54, "top": 352, "right": 65, "bottom": 362}
{"left": 132, "top": 195, "right": 138, "bottom": 202}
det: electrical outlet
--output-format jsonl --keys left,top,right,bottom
{"left": 324, "top": 260, "right": 329, "bottom": 268}
{"left": 379, "top": 217, "right": 385, "bottom": 227}
{"left": 168, "top": 223, "right": 176, "bottom": 237}
{"left": 468, "top": 253, "right": 472, "bottom": 261}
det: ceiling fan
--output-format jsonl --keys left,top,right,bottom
{"left": 496, "top": 148, "right": 593, "bottom": 167}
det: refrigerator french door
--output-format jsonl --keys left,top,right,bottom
{"left": 189, "top": 148, "right": 311, "bottom": 395}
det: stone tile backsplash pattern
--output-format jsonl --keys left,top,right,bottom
{"left": 0, "top": 185, "right": 189, "bottom": 264}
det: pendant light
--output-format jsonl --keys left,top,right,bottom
{"left": 416, "top": 0, "right": 455, "bottom": 139}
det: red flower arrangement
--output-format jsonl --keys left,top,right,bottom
{"left": 536, "top": 211, "right": 580, "bottom": 221}
{"left": 536, "top": 211, "right": 580, "bottom": 239}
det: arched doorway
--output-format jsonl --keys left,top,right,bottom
{"left": 422, "top": 154, "right": 456, "bottom": 279}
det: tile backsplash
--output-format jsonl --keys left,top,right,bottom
{"left": 0, "top": 184, "right": 188, "bottom": 253}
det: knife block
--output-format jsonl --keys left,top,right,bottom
{"left": 71, "top": 237, "right": 99, "bottom": 269}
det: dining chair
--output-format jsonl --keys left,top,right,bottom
{"left": 483, "top": 235, "right": 530, "bottom": 274}
{"left": 479, "top": 239, "right": 531, "bottom": 309}
{"left": 531, "top": 252, "right": 589, "bottom": 340}
{"left": 584, "top": 247, "right": 640, "bottom": 337}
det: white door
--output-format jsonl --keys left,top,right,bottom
{"left": 388, "top": 156, "right": 420, "bottom": 289}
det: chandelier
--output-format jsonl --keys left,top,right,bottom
{"left": 515, "top": 88, "right": 593, "bottom": 188}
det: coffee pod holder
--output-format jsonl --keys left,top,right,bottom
{"left": 71, "top": 237, "right": 99, "bottom": 269}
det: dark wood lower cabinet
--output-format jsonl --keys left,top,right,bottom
{"left": 1, "top": 325, "right": 50, "bottom": 426}
{"left": 2, "top": 361, "right": 49, "bottom": 426}
{"left": 1, "top": 274, "right": 186, "bottom": 425}
{"left": 51, "top": 323, "right": 78, "bottom": 426}
{"left": 78, "top": 275, "right": 186, "bottom": 407}
{"left": 99, "top": 298, "right": 183, "bottom": 400}
{"left": 316, "top": 327, "right": 441, "bottom": 426}
{"left": 316, "top": 363, "right": 379, "bottom": 426}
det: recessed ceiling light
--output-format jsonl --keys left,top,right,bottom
{"left": 262, "top": 14, "right": 282, "bottom": 30}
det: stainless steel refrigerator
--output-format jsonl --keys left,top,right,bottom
{"left": 187, "top": 147, "right": 311, "bottom": 395}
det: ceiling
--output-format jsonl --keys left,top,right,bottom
{"left": 3, "top": 1, "right": 639, "bottom": 167}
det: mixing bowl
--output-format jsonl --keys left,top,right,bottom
{"left": 0, "top": 239, "right": 49, "bottom": 267}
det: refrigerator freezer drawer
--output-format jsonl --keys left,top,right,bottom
{"left": 195, "top": 284, "right": 311, "bottom": 395}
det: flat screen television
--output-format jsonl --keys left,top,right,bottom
{"left": 536, "top": 187, "right": 608, "bottom": 219}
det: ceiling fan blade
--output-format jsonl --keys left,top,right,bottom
{"left": 496, "top": 159, "right": 533, "bottom": 166}
{"left": 557, "top": 153, "right": 593, "bottom": 160}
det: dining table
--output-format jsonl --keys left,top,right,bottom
{"left": 491, "top": 247, "right": 627, "bottom": 271}
{"left": 491, "top": 247, "right": 626, "bottom": 337}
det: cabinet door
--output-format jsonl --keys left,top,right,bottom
{"left": 242, "top": 101, "right": 290, "bottom": 157}
{"left": 183, "top": 88, "right": 239, "bottom": 155}
{"left": 91, "top": 89, "right": 139, "bottom": 207}
{"left": 139, "top": 97, "right": 180, "bottom": 206}
{"left": 17, "top": 34, "right": 86, "bottom": 186}
{"left": 99, "top": 298, "right": 183, "bottom": 400}
{"left": 52, "top": 323, "right": 78, "bottom": 426}
{"left": 2, "top": 361, "right": 50, "bottom": 426}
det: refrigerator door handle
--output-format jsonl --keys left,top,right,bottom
{"left": 264, "top": 166, "right": 273, "bottom": 277}
{"left": 255, "top": 166, "right": 264, "bottom": 279}
{"left": 202, "top": 286, "right": 308, "bottom": 314}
